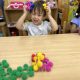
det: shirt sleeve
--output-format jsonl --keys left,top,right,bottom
{"left": 79, "top": 17, "right": 80, "bottom": 27}
{"left": 71, "top": 18, "right": 78, "bottom": 26}
{"left": 44, "top": 21, "right": 51, "bottom": 32}
{"left": 79, "top": 22, "right": 80, "bottom": 27}
{"left": 23, "top": 22, "right": 30, "bottom": 31}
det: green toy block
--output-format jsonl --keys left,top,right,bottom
{"left": 23, "top": 64, "right": 28, "bottom": 71}
{"left": 22, "top": 72, "right": 28, "bottom": 80}
{"left": 28, "top": 66, "right": 33, "bottom": 71}
{"left": 28, "top": 71, "right": 34, "bottom": 77}
{"left": 17, "top": 66, "right": 23, "bottom": 72}
{"left": 16, "top": 71, "right": 22, "bottom": 77}
{"left": 7, "top": 67, "right": 12, "bottom": 74}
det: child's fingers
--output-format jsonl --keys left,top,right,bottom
{"left": 23, "top": 5, "right": 26, "bottom": 9}
{"left": 23, "top": 5, "right": 28, "bottom": 14}
{"left": 45, "top": 5, "right": 51, "bottom": 15}
{"left": 46, "top": 6, "right": 50, "bottom": 12}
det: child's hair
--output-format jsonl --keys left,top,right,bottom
{"left": 30, "top": 0, "right": 46, "bottom": 16}
{"left": 75, "top": 3, "right": 80, "bottom": 18}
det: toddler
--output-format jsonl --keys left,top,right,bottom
{"left": 16, "top": 0, "right": 58, "bottom": 36}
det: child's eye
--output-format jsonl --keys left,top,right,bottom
{"left": 38, "top": 15, "right": 41, "bottom": 16}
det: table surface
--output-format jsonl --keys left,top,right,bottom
{"left": 0, "top": 33, "right": 80, "bottom": 80}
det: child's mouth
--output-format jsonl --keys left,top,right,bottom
{"left": 33, "top": 20, "right": 38, "bottom": 23}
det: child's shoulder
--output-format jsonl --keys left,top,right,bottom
{"left": 43, "top": 21, "right": 50, "bottom": 27}
{"left": 43, "top": 20, "right": 50, "bottom": 24}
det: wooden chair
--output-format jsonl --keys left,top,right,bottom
{"left": 62, "top": 22, "right": 71, "bottom": 33}
{"left": 0, "top": 22, "right": 8, "bottom": 36}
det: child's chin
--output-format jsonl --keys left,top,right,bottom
{"left": 33, "top": 22, "right": 39, "bottom": 25}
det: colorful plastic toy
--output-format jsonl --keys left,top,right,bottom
{"left": 17, "top": 66, "right": 23, "bottom": 72}
{"left": 7, "top": 1, "right": 34, "bottom": 11}
{"left": 40, "top": 58, "right": 53, "bottom": 72}
{"left": 32, "top": 52, "right": 45, "bottom": 71}
{"left": 32, "top": 52, "right": 53, "bottom": 72}
{"left": 25, "top": 1, "right": 34, "bottom": 11}
{"left": 21, "top": 72, "right": 28, "bottom": 80}
{"left": 43, "top": 3, "right": 47, "bottom": 9}
{"left": 2, "top": 60, "right": 9, "bottom": 68}
{"left": 0, "top": 60, "right": 34, "bottom": 80}
{"left": 0, "top": 52, "right": 53, "bottom": 80}
{"left": 47, "top": 0, "right": 56, "bottom": 8}
{"left": 23, "top": 64, "right": 28, "bottom": 70}
{"left": 7, "top": 2, "right": 24, "bottom": 9}
{"left": 43, "top": 0, "right": 57, "bottom": 9}
{"left": 42, "top": 0, "right": 47, "bottom": 9}
{"left": 7, "top": 67, "right": 12, "bottom": 73}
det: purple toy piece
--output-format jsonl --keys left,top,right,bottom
{"left": 25, "top": 1, "right": 34, "bottom": 11}
{"left": 42, "top": 58, "right": 49, "bottom": 63}
{"left": 40, "top": 58, "right": 53, "bottom": 72}
{"left": 48, "top": 61, "right": 53, "bottom": 67}
{"left": 39, "top": 64, "right": 46, "bottom": 71}
{"left": 46, "top": 66, "right": 51, "bottom": 72}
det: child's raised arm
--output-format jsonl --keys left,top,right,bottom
{"left": 46, "top": 6, "right": 58, "bottom": 32}
{"left": 16, "top": 6, "right": 28, "bottom": 30}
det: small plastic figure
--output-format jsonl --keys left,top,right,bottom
{"left": 25, "top": 1, "right": 34, "bottom": 11}
{"left": 7, "top": 1, "right": 34, "bottom": 11}
{"left": 7, "top": 2, "right": 24, "bottom": 9}
{"left": 47, "top": 0, "right": 56, "bottom": 8}
{"left": 40, "top": 58, "right": 53, "bottom": 72}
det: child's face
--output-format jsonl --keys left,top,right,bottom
{"left": 31, "top": 9, "right": 44, "bottom": 25}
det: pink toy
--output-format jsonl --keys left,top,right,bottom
{"left": 47, "top": 0, "right": 56, "bottom": 8}
{"left": 7, "top": 1, "right": 34, "bottom": 11}
{"left": 40, "top": 58, "right": 53, "bottom": 72}
{"left": 7, "top": 2, "right": 24, "bottom": 9}
{"left": 25, "top": 1, "right": 34, "bottom": 11}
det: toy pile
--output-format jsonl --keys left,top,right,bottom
{"left": 0, "top": 60, "right": 34, "bottom": 80}
{"left": 32, "top": 52, "right": 53, "bottom": 72}
{"left": 7, "top": 0, "right": 57, "bottom": 10}
{"left": 0, "top": 52, "right": 53, "bottom": 80}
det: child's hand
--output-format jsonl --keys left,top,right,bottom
{"left": 46, "top": 5, "right": 51, "bottom": 16}
{"left": 23, "top": 5, "right": 28, "bottom": 14}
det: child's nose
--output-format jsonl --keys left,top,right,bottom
{"left": 34, "top": 15, "right": 38, "bottom": 18}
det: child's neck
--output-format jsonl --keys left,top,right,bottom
{"left": 33, "top": 21, "right": 43, "bottom": 26}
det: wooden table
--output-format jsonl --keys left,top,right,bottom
{"left": 0, "top": 34, "right": 80, "bottom": 80}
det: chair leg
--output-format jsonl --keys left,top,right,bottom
{"left": 1, "top": 25, "right": 8, "bottom": 36}
{"left": 1, "top": 26, "right": 6, "bottom": 36}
